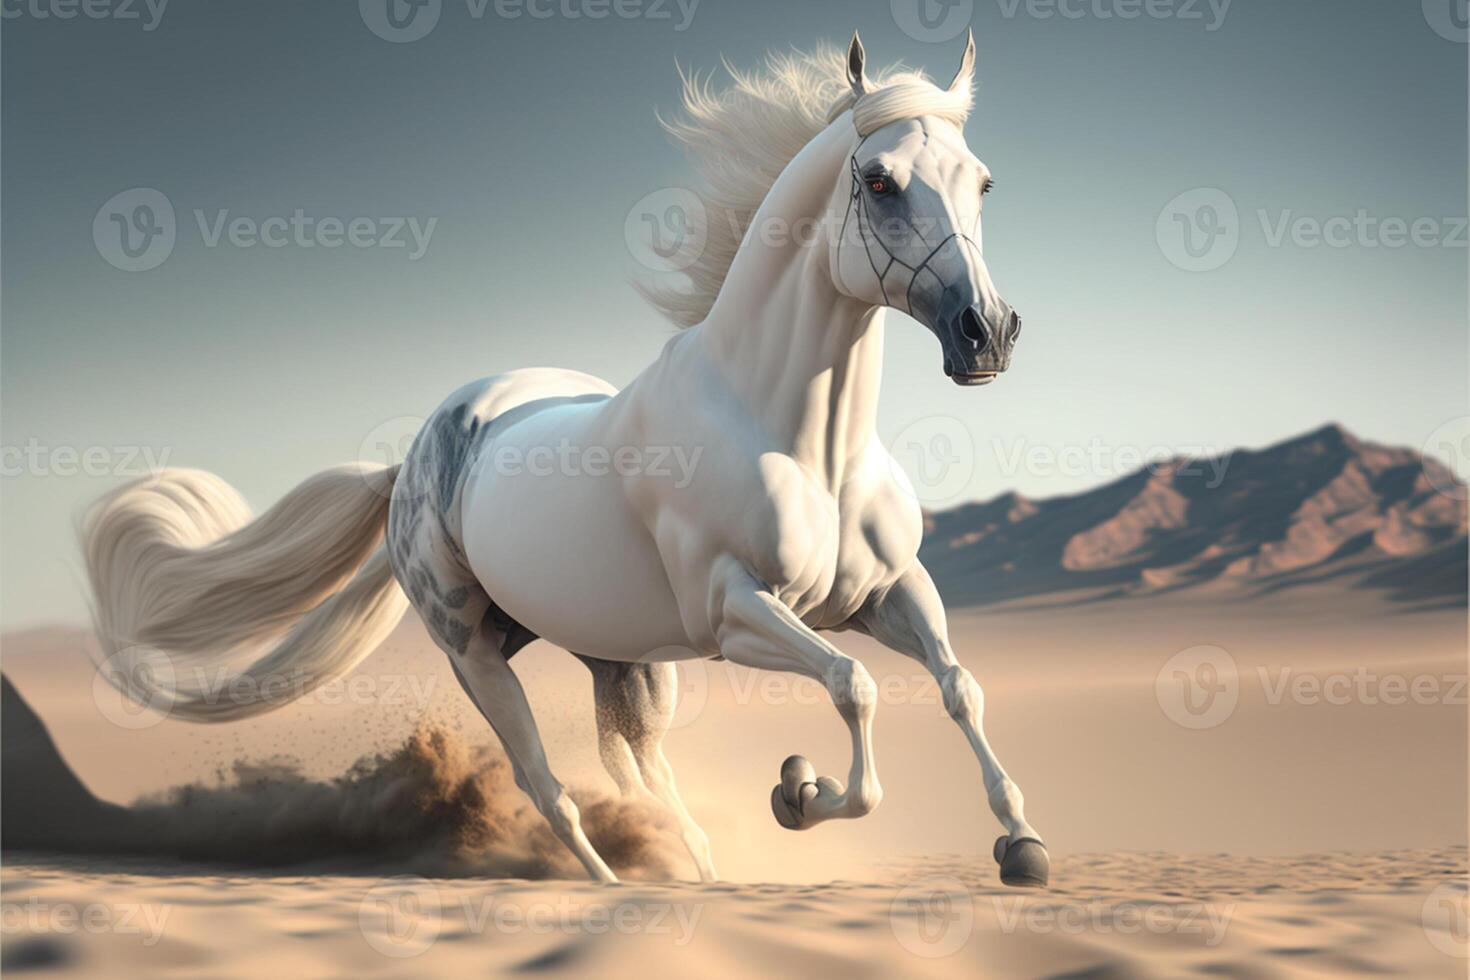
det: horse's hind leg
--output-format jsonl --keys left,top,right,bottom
{"left": 579, "top": 656, "right": 717, "bottom": 881}
{"left": 401, "top": 561, "right": 617, "bottom": 882}
{"left": 388, "top": 392, "right": 615, "bottom": 882}
{"left": 444, "top": 620, "right": 617, "bottom": 883}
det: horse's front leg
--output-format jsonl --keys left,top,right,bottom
{"left": 710, "top": 559, "right": 882, "bottom": 829}
{"left": 854, "top": 562, "right": 1049, "bottom": 887}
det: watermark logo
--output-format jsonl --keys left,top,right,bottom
{"left": 988, "top": 436, "right": 1231, "bottom": 487}
{"left": 1159, "top": 653, "right": 1465, "bottom": 729}
{"left": 455, "top": 894, "right": 702, "bottom": 941}
{"left": 890, "top": 875, "right": 974, "bottom": 957}
{"left": 1421, "top": 417, "right": 1470, "bottom": 501}
{"left": 475, "top": 0, "right": 699, "bottom": 29}
{"left": 625, "top": 187, "right": 706, "bottom": 273}
{"left": 1160, "top": 188, "right": 1467, "bottom": 270}
{"left": 667, "top": 660, "right": 709, "bottom": 730}
{"left": 1258, "top": 668, "right": 1466, "bottom": 708}
{"left": 488, "top": 440, "right": 703, "bottom": 488}
{"left": 993, "top": 896, "right": 1234, "bottom": 945}
{"left": 888, "top": 415, "right": 975, "bottom": 504}
{"left": 891, "top": 0, "right": 975, "bottom": 42}
{"left": 1156, "top": 645, "right": 1238, "bottom": 729}
{"left": 1, "top": 899, "right": 172, "bottom": 946}
{"left": 359, "top": 877, "right": 442, "bottom": 957}
{"left": 92, "top": 647, "right": 177, "bottom": 731}
{"left": 362, "top": 0, "right": 697, "bottom": 42}
{"left": 1258, "top": 210, "right": 1467, "bottom": 250}
{"left": 359, "top": 414, "right": 426, "bottom": 500}
{"left": 0, "top": 439, "right": 172, "bottom": 479}
{"left": 1156, "top": 188, "right": 1238, "bottom": 272}
{"left": 93, "top": 653, "right": 439, "bottom": 728}
{"left": 194, "top": 209, "right": 437, "bottom": 259}
{"left": 1, "top": 0, "right": 169, "bottom": 31}
{"left": 994, "top": 0, "right": 1231, "bottom": 30}
{"left": 94, "top": 190, "right": 437, "bottom": 270}
{"left": 94, "top": 188, "right": 176, "bottom": 272}
{"left": 360, "top": 0, "right": 442, "bottom": 42}
{"left": 357, "top": 879, "right": 703, "bottom": 956}
{"left": 1422, "top": 879, "right": 1468, "bottom": 958}
{"left": 636, "top": 661, "right": 947, "bottom": 731}
{"left": 632, "top": 653, "right": 710, "bottom": 731}
{"left": 1423, "top": 0, "right": 1469, "bottom": 42}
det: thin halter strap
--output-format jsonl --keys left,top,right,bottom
{"left": 838, "top": 132, "right": 983, "bottom": 318}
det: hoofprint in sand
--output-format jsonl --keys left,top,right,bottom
{"left": 3, "top": 849, "right": 1466, "bottom": 979}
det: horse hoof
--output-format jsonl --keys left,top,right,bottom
{"left": 780, "top": 755, "right": 815, "bottom": 802}
{"left": 770, "top": 784, "right": 802, "bottom": 828}
{"left": 994, "top": 835, "right": 1049, "bottom": 888}
{"left": 772, "top": 756, "right": 817, "bottom": 830}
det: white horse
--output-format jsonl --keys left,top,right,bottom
{"left": 83, "top": 32, "right": 1046, "bottom": 887}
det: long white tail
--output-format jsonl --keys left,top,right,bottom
{"left": 82, "top": 463, "right": 409, "bottom": 722}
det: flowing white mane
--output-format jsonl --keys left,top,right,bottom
{"left": 641, "top": 44, "right": 974, "bottom": 328}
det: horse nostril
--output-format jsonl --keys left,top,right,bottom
{"left": 960, "top": 308, "right": 990, "bottom": 351}
{"left": 1010, "top": 311, "right": 1022, "bottom": 339}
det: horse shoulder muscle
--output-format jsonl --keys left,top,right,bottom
{"left": 841, "top": 448, "right": 924, "bottom": 584}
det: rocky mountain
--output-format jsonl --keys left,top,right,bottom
{"left": 922, "top": 424, "right": 1468, "bottom": 608}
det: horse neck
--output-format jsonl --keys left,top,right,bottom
{"left": 696, "top": 118, "right": 884, "bottom": 488}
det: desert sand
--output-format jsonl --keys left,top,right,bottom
{"left": 2, "top": 592, "right": 1466, "bottom": 976}
{"left": 4, "top": 848, "right": 1466, "bottom": 978}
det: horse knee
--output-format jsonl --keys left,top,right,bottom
{"left": 826, "top": 658, "right": 878, "bottom": 722}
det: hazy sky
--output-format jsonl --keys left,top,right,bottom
{"left": 3, "top": 0, "right": 1466, "bottom": 628}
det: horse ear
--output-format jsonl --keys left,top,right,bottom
{"left": 948, "top": 29, "right": 976, "bottom": 93}
{"left": 846, "top": 31, "right": 870, "bottom": 97}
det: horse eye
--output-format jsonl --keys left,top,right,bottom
{"left": 982, "top": 179, "right": 994, "bottom": 196}
{"left": 867, "top": 176, "right": 891, "bottom": 195}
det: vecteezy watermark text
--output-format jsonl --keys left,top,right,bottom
{"left": 1, "top": 439, "right": 171, "bottom": 478}
{"left": 1258, "top": 210, "right": 1468, "bottom": 250}
{"left": 93, "top": 188, "right": 437, "bottom": 272}
{"left": 1, "top": 0, "right": 168, "bottom": 30}
{"left": 93, "top": 648, "right": 439, "bottom": 730}
{"left": 994, "top": 0, "right": 1231, "bottom": 30}
{"left": 889, "top": 0, "right": 1232, "bottom": 41}
{"left": 357, "top": 878, "right": 703, "bottom": 957}
{"left": 993, "top": 896, "right": 1235, "bottom": 945}
{"left": 1259, "top": 667, "right": 1468, "bottom": 708}
{"left": 359, "top": 0, "right": 699, "bottom": 43}
{"left": 489, "top": 441, "right": 703, "bottom": 489}
{"left": 1157, "top": 645, "right": 1469, "bottom": 730}
{"left": 195, "top": 210, "right": 436, "bottom": 260}
{"left": 1, "top": 899, "right": 171, "bottom": 947}
{"left": 989, "top": 436, "right": 1231, "bottom": 487}
{"left": 1158, "top": 188, "right": 1468, "bottom": 272}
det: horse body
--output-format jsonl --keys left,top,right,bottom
{"left": 450, "top": 311, "right": 922, "bottom": 663}
{"left": 454, "top": 374, "right": 692, "bottom": 660}
{"left": 83, "top": 33, "right": 1049, "bottom": 889}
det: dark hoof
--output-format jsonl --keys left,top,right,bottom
{"left": 993, "top": 835, "right": 1049, "bottom": 888}
{"left": 770, "top": 784, "right": 803, "bottom": 829}
{"left": 771, "top": 755, "right": 817, "bottom": 830}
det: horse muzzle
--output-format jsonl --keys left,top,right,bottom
{"left": 939, "top": 303, "right": 1021, "bottom": 386}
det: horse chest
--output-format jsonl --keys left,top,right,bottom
{"left": 737, "top": 457, "right": 920, "bottom": 626}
